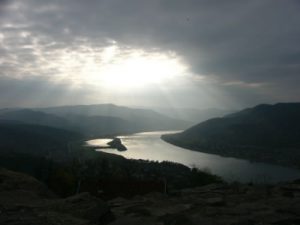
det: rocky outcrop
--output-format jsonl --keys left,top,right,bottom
{"left": 1, "top": 168, "right": 300, "bottom": 225}
{"left": 108, "top": 182, "right": 300, "bottom": 225}
{"left": 0, "top": 168, "right": 113, "bottom": 225}
{"left": 0, "top": 168, "right": 55, "bottom": 201}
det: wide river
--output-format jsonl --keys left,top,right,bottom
{"left": 87, "top": 130, "right": 300, "bottom": 183}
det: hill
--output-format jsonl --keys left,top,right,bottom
{"left": 0, "top": 122, "right": 81, "bottom": 157}
{"left": 38, "top": 104, "right": 190, "bottom": 133}
{"left": 0, "top": 109, "right": 141, "bottom": 137}
{"left": 62, "top": 114, "right": 138, "bottom": 137}
{"left": 0, "top": 105, "right": 190, "bottom": 137}
{"left": 0, "top": 109, "right": 75, "bottom": 131}
{"left": 162, "top": 103, "right": 300, "bottom": 168}
{"left": 154, "top": 107, "right": 234, "bottom": 123}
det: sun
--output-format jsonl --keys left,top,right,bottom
{"left": 50, "top": 44, "right": 188, "bottom": 89}
{"left": 101, "top": 55, "right": 185, "bottom": 87}
{"left": 83, "top": 47, "right": 187, "bottom": 89}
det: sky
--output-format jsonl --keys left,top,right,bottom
{"left": 0, "top": 0, "right": 299, "bottom": 109}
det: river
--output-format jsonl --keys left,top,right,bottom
{"left": 86, "top": 130, "right": 300, "bottom": 183}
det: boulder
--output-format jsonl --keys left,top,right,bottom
{"left": 205, "top": 197, "right": 226, "bottom": 206}
{"left": 0, "top": 169, "right": 113, "bottom": 225}
{"left": 0, "top": 168, "right": 55, "bottom": 198}
{"left": 49, "top": 192, "right": 114, "bottom": 224}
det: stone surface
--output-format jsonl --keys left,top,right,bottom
{"left": 49, "top": 192, "right": 113, "bottom": 223}
{"left": 107, "top": 181, "right": 300, "bottom": 225}
{"left": 0, "top": 169, "right": 112, "bottom": 225}
{"left": 1, "top": 168, "right": 300, "bottom": 225}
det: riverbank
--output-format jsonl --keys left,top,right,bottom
{"left": 87, "top": 131, "right": 300, "bottom": 183}
{"left": 161, "top": 133, "right": 300, "bottom": 170}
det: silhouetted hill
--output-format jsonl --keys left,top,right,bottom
{"left": 0, "top": 109, "right": 140, "bottom": 137}
{"left": 0, "top": 109, "right": 74, "bottom": 131}
{"left": 38, "top": 104, "right": 190, "bottom": 132}
{"left": 0, "top": 105, "right": 189, "bottom": 137}
{"left": 154, "top": 107, "right": 234, "bottom": 123}
{"left": 0, "top": 122, "right": 81, "bottom": 157}
{"left": 162, "top": 103, "right": 300, "bottom": 168}
{"left": 63, "top": 114, "right": 138, "bottom": 137}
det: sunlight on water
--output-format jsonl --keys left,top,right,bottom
{"left": 86, "top": 138, "right": 113, "bottom": 147}
{"left": 87, "top": 131, "right": 300, "bottom": 183}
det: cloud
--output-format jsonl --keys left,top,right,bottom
{"left": 0, "top": 76, "right": 98, "bottom": 108}
{"left": 0, "top": 0, "right": 299, "bottom": 108}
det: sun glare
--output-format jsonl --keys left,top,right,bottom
{"left": 41, "top": 43, "right": 188, "bottom": 90}
{"left": 98, "top": 55, "right": 186, "bottom": 88}
{"left": 80, "top": 46, "right": 188, "bottom": 89}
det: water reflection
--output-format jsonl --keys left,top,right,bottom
{"left": 86, "top": 138, "right": 113, "bottom": 147}
{"left": 87, "top": 131, "right": 300, "bottom": 183}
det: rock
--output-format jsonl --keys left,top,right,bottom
{"left": 2, "top": 169, "right": 300, "bottom": 225}
{"left": 50, "top": 192, "right": 114, "bottom": 224}
{"left": 0, "top": 169, "right": 113, "bottom": 225}
{"left": 108, "top": 138, "right": 127, "bottom": 151}
{"left": 108, "top": 216, "right": 157, "bottom": 225}
{"left": 205, "top": 197, "right": 225, "bottom": 206}
{"left": 158, "top": 213, "right": 194, "bottom": 225}
{"left": 0, "top": 168, "right": 55, "bottom": 199}
{"left": 109, "top": 197, "right": 128, "bottom": 207}
{"left": 0, "top": 209, "right": 90, "bottom": 225}
{"left": 0, "top": 168, "right": 56, "bottom": 206}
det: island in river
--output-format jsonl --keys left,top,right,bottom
{"left": 87, "top": 131, "right": 300, "bottom": 183}
{"left": 107, "top": 138, "right": 127, "bottom": 151}
{"left": 86, "top": 137, "right": 127, "bottom": 151}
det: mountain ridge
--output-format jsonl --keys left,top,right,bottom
{"left": 162, "top": 103, "right": 300, "bottom": 169}
{"left": 0, "top": 104, "right": 191, "bottom": 137}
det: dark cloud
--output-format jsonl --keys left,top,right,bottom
{"left": 0, "top": 0, "right": 299, "bottom": 108}
{"left": 0, "top": 76, "right": 96, "bottom": 108}
{"left": 27, "top": 1, "right": 300, "bottom": 74}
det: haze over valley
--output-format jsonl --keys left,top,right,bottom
{"left": 1, "top": 0, "right": 300, "bottom": 224}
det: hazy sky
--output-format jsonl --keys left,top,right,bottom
{"left": 0, "top": 0, "right": 299, "bottom": 109}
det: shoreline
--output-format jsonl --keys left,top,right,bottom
{"left": 161, "top": 134, "right": 300, "bottom": 171}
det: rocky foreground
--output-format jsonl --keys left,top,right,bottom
{"left": 1, "top": 168, "right": 300, "bottom": 225}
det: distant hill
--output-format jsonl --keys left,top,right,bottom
{"left": 0, "top": 109, "right": 138, "bottom": 136}
{"left": 0, "top": 109, "right": 74, "bottom": 131}
{"left": 0, "top": 122, "right": 81, "bottom": 157}
{"left": 154, "top": 107, "right": 234, "bottom": 123}
{"left": 62, "top": 114, "right": 138, "bottom": 137}
{"left": 38, "top": 104, "right": 190, "bottom": 134}
{"left": 162, "top": 103, "right": 300, "bottom": 168}
{"left": 0, "top": 104, "right": 190, "bottom": 137}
